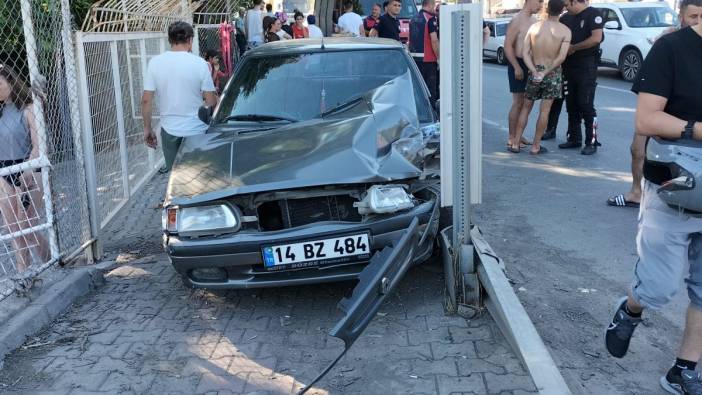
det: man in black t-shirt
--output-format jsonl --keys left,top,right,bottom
{"left": 604, "top": 24, "right": 702, "bottom": 394}
{"left": 551, "top": 0, "right": 603, "bottom": 155}
{"left": 370, "top": 0, "right": 401, "bottom": 41}
{"left": 607, "top": 0, "right": 701, "bottom": 209}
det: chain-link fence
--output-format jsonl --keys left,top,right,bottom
{"left": 0, "top": 0, "right": 247, "bottom": 301}
{"left": 0, "top": 0, "right": 92, "bottom": 298}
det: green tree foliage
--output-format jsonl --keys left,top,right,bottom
{"left": 0, "top": 0, "right": 99, "bottom": 76}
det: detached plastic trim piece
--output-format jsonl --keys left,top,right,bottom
{"left": 297, "top": 218, "right": 419, "bottom": 394}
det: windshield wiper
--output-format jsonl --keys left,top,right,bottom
{"left": 319, "top": 96, "right": 366, "bottom": 118}
{"left": 222, "top": 114, "right": 298, "bottom": 123}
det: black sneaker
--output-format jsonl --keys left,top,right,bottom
{"left": 661, "top": 369, "right": 702, "bottom": 395}
{"left": 605, "top": 296, "right": 642, "bottom": 358}
{"left": 581, "top": 145, "right": 597, "bottom": 155}
{"left": 558, "top": 141, "right": 581, "bottom": 149}
{"left": 542, "top": 129, "right": 556, "bottom": 140}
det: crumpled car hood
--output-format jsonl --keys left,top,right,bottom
{"left": 166, "top": 72, "right": 424, "bottom": 206}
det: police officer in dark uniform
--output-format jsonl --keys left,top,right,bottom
{"left": 555, "top": 0, "right": 604, "bottom": 155}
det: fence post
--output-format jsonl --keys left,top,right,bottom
{"left": 74, "top": 32, "right": 103, "bottom": 260}
{"left": 19, "top": 0, "right": 60, "bottom": 262}
{"left": 59, "top": 0, "right": 95, "bottom": 263}
{"left": 110, "top": 41, "right": 131, "bottom": 199}
{"left": 140, "top": 39, "right": 156, "bottom": 169}
{"left": 193, "top": 28, "right": 201, "bottom": 58}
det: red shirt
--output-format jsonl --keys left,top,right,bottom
{"left": 292, "top": 24, "right": 308, "bottom": 39}
{"left": 423, "top": 11, "right": 437, "bottom": 63}
{"left": 364, "top": 16, "right": 379, "bottom": 35}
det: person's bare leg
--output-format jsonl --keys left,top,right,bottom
{"left": 626, "top": 133, "right": 646, "bottom": 204}
{"left": 511, "top": 99, "right": 535, "bottom": 151}
{"left": 508, "top": 93, "right": 525, "bottom": 146}
{"left": 531, "top": 99, "right": 553, "bottom": 154}
{"left": 677, "top": 305, "right": 702, "bottom": 362}
{"left": 626, "top": 290, "right": 644, "bottom": 314}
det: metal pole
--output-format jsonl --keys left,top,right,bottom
{"left": 60, "top": 0, "right": 95, "bottom": 263}
{"left": 140, "top": 39, "right": 156, "bottom": 169}
{"left": 110, "top": 42, "right": 131, "bottom": 199}
{"left": 451, "top": 10, "right": 472, "bottom": 248}
{"left": 74, "top": 32, "right": 103, "bottom": 259}
{"left": 449, "top": 7, "right": 482, "bottom": 307}
{"left": 19, "top": 0, "right": 60, "bottom": 262}
{"left": 121, "top": 0, "right": 129, "bottom": 32}
{"left": 192, "top": 28, "right": 200, "bottom": 57}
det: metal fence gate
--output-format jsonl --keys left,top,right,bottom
{"left": 74, "top": 32, "right": 167, "bottom": 237}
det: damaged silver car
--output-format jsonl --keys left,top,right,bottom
{"left": 161, "top": 38, "right": 441, "bottom": 291}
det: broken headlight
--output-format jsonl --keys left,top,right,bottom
{"left": 392, "top": 135, "right": 425, "bottom": 165}
{"left": 354, "top": 185, "right": 414, "bottom": 215}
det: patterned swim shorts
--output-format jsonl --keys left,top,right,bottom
{"left": 525, "top": 65, "right": 562, "bottom": 101}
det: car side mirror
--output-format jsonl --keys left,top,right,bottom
{"left": 198, "top": 106, "right": 214, "bottom": 124}
{"left": 604, "top": 21, "right": 621, "bottom": 30}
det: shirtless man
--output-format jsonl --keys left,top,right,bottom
{"left": 504, "top": 0, "right": 543, "bottom": 149}
{"left": 607, "top": 0, "right": 702, "bottom": 208}
{"left": 511, "top": 0, "right": 571, "bottom": 154}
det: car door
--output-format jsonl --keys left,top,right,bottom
{"left": 599, "top": 7, "right": 625, "bottom": 65}
{"left": 484, "top": 21, "right": 497, "bottom": 56}
{"left": 495, "top": 21, "right": 507, "bottom": 51}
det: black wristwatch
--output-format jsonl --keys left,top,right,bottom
{"left": 682, "top": 120, "right": 695, "bottom": 139}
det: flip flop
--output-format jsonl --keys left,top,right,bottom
{"left": 530, "top": 146, "right": 548, "bottom": 155}
{"left": 607, "top": 194, "right": 640, "bottom": 208}
{"left": 507, "top": 146, "right": 520, "bottom": 153}
{"left": 506, "top": 142, "right": 528, "bottom": 148}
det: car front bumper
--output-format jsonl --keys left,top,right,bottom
{"left": 165, "top": 196, "right": 439, "bottom": 289}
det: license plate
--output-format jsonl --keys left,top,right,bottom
{"left": 262, "top": 233, "right": 371, "bottom": 270}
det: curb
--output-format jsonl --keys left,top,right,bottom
{"left": 0, "top": 261, "right": 117, "bottom": 364}
{"left": 472, "top": 227, "right": 571, "bottom": 395}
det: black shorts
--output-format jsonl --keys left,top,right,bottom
{"left": 507, "top": 57, "right": 528, "bottom": 93}
{"left": 0, "top": 159, "right": 26, "bottom": 187}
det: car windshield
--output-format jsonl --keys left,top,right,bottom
{"left": 357, "top": 0, "right": 417, "bottom": 19}
{"left": 621, "top": 7, "right": 677, "bottom": 28}
{"left": 216, "top": 49, "right": 432, "bottom": 124}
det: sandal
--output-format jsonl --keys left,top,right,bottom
{"left": 607, "top": 194, "right": 640, "bottom": 208}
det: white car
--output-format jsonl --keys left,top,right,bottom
{"left": 592, "top": 2, "right": 678, "bottom": 82}
{"left": 483, "top": 18, "right": 511, "bottom": 64}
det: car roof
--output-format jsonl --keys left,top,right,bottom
{"left": 592, "top": 2, "right": 671, "bottom": 8}
{"left": 246, "top": 37, "right": 404, "bottom": 56}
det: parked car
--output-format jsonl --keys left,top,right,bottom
{"left": 162, "top": 38, "right": 441, "bottom": 293}
{"left": 483, "top": 17, "right": 510, "bottom": 64}
{"left": 593, "top": 2, "right": 678, "bottom": 82}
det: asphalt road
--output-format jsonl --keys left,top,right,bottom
{"left": 476, "top": 62, "right": 688, "bottom": 394}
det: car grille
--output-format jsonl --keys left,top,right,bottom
{"left": 257, "top": 195, "right": 362, "bottom": 230}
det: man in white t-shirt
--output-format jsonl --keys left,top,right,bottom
{"left": 142, "top": 21, "right": 218, "bottom": 172}
{"left": 307, "top": 15, "right": 324, "bottom": 38}
{"left": 246, "top": 0, "right": 264, "bottom": 48}
{"left": 337, "top": 1, "right": 364, "bottom": 37}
